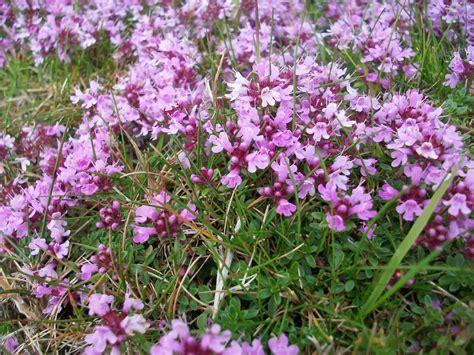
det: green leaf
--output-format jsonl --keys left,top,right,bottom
{"left": 305, "top": 254, "right": 316, "bottom": 268}
{"left": 344, "top": 280, "right": 355, "bottom": 292}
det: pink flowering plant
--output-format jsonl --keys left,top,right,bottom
{"left": 1, "top": 1, "right": 473, "bottom": 354}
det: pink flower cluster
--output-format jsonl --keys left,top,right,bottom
{"left": 0, "top": 0, "right": 145, "bottom": 66}
{"left": 444, "top": 46, "right": 474, "bottom": 93}
{"left": 326, "top": 0, "right": 417, "bottom": 87}
{"left": 428, "top": 0, "right": 474, "bottom": 44}
{"left": 150, "top": 319, "right": 298, "bottom": 355}
{"left": 85, "top": 292, "right": 148, "bottom": 355}
{"left": 132, "top": 192, "right": 197, "bottom": 244}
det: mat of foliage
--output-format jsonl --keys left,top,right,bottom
{"left": 0, "top": 1, "right": 473, "bottom": 354}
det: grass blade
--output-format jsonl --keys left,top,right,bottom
{"left": 360, "top": 159, "right": 463, "bottom": 318}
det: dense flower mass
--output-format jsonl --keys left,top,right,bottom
{"left": 0, "top": 0, "right": 473, "bottom": 354}
{"left": 149, "top": 320, "right": 298, "bottom": 355}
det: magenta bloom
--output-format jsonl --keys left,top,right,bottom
{"left": 88, "top": 294, "right": 114, "bottom": 317}
{"left": 132, "top": 193, "right": 197, "bottom": 243}
{"left": 443, "top": 193, "right": 470, "bottom": 216}
{"left": 268, "top": 334, "right": 299, "bottom": 355}
{"left": 276, "top": 199, "right": 297, "bottom": 217}
{"left": 396, "top": 200, "right": 423, "bottom": 221}
{"left": 221, "top": 169, "right": 243, "bottom": 188}
{"left": 379, "top": 181, "right": 398, "bottom": 200}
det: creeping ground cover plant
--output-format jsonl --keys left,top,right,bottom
{"left": 0, "top": 0, "right": 474, "bottom": 354}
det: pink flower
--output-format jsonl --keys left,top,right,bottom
{"left": 379, "top": 181, "right": 398, "bottom": 200}
{"left": 227, "top": 72, "right": 249, "bottom": 101}
{"left": 349, "top": 187, "right": 376, "bottom": 220}
{"left": 241, "top": 339, "right": 265, "bottom": 355}
{"left": 3, "top": 337, "right": 18, "bottom": 353}
{"left": 221, "top": 169, "right": 242, "bottom": 188}
{"left": 47, "top": 212, "right": 70, "bottom": 242}
{"left": 246, "top": 151, "right": 270, "bottom": 173}
{"left": 51, "top": 241, "right": 69, "bottom": 259}
{"left": 178, "top": 152, "right": 191, "bottom": 169}
{"left": 272, "top": 130, "right": 293, "bottom": 148}
{"left": 268, "top": 334, "right": 298, "bottom": 355}
{"left": 200, "top": 324, "right": 232, "bottom": 353}
{"left": 261, "top": 86, "right": 281, "bottom": 107}
{"left": 80, "top": 264, "right": 99, "bottom": 281}
{"left": 416, "top": 142, "right": 438, "bottom": 159}
{"left": 318, "top": 182, "right": 339, "bottom": 204}
{"left": 180, "top": 203, "right": 198, "bottom": 222}
{"left": 448, "top": 52, "right": 465, "bottom": 73}
{"left": 276, "top": 199, "right": 297, "bottom": 216}
{"left": 210, "top": 132, "right": 233, "bottom": 154}
{"left": 326, "top": 214, "right": 346, "bottom": 231}
{"left": 135, "top": 206, "right": 159, "bottom": 223}
{"left": 323, "top": 102, "right": 338, "bottom": 118}
{"left": 396, "top": 200, "right": 423, "bottom": 221}
{"left": 307, "top": 122, "right": 330, "bottom": 142}
{"left": 82, "top": 183, "right": 99, "bottom": 196}
{"left": 361, "top": 223, "right": 377, "bottom": 239}
{"left": 120, "top": 314, "right": 149, "bottom": 335}
{"left": 123, "top": 294, "right": 144, "bottom": 314}
{"left": 132, "top": 226, "right": 157, "bottom": 244}
{"left": 88, "top": 294, "right": 114, "bottom": 317}
{"left": 271, "top": 157, "right": 297, "bottom": 182}
{"left": 443, "top": 193, "right": 470, "bottom": 216}
{"left": 444, "top": 73, "right": 461, "bottom": 88}
{"left": 29, "top": 238, "right": 48, "bottom": 255}
{"left": 404, "top": 165, "right": 424, "bottom": 185}
{"left": 391, "top": 148, "right": 410, "bottom": 167}
{"left": 85, "top": 326, "right": 118, "bottom": 353}
{"left": 354, "top": 158, "right": 377, "bottom": 177}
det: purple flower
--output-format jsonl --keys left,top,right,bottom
{"left": 51, "top": 240, "right": 69, "bottom": 259}
{"left": 246, "top": 151, "right": 270, "bottom": 173}
{"left": 120, "top": 314, "right": 149, "bottom": 335}
{"left": 404, "top": 165, "right": 424, "bottom": 186}
{"left": 416, "top": 142, "right": 439, "bottom": 160}
{"left": 379, "top": 181, "right": 398, "bottom": 200}
{"left": 2, "top": 337, "right": 18, "bottom": 353}
{"left": 123, "top": 293, "right": 144, "bottom": 314}
{"left": 390, "top": 148, "right": 410, "bottom": 167}
{"left": 349, "top": 187, "right": 376, "bottom": 220}
{"left": 47, "top": 212, "right": 70, "bottom": 242}
{"left": 180, "top": 203, "right": 198, "bottom": 222}
{"left": 80, "top": 264, "right": 99, "bottom": 281}
{"left": 241, "top": 339, "right": 265, "bottom": 355}
{"left": 29, "top": 238, "right": 48, "bottom": 255}
{"left": 221, "top": 169, "right": 243, "bottom": 188}
{"left": 96, "top": 201, "right": 122, "bottom": 230}
{"left": 449, "top": 52, "right": 465, "bottom": 73}
{"left": 268, "top": 334, "right": 298, "bottom": 355}
{"left": 326, "top": 214, "right": 346, "bottom": 231}
{"left": 261, "top": 86, "right": 281, "bottom": 107}
{"left": 444, "top": 73, "right": 461, "bottom": 88}
{"left": 210, "top": 132, "right": 233, "bottom": 154}
{"left": 133, "top": 226, "right": 157, "bottom": 244}
{"left": 88, "top": 294, "right": 114, "bottom": 317}
{"left": 361, "top": 223, "right": 377, "bottom": 239}
{"left": 85, "top": 326, "right": 119, "bottom": 354}
{"left": 271, "top": 157, "right": 297, "bottom": 182}
{"left": 443, "top": 193, "right": 470, "bottom": 216}
{"left": 276, "top": 199, "right": 297, "bottom": 217}
{"left": 200, "top": 324, "right": 232, "bottom": 353}
{"left": 396, "top": 200, "right": 423, "bottom": 221}
{"left": 307, "top": 122, "right": 330, "bottom": 142}
{"left": 272, "top": 130, "right": 293, "bottom": 148}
